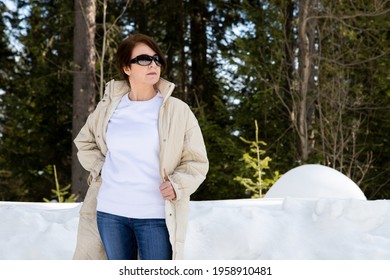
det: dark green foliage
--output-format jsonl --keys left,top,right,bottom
{"left": 1, "top": 0, "right": 389, "bottom": 201}
{"left": 0, "top": 0, "right": 73, "bottom": 201}
{"left": 315, "top": 0, "right": 390, "bottom": 198}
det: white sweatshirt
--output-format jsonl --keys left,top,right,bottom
{"left": 97, "top": 92, "right": 165, "bottom": 218}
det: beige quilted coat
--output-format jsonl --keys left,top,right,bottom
{"left": 73, "top": 78, "right": 209, "bottom": 260}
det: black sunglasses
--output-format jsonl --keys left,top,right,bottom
{"left": 130, "top": 54, "right": 163, "bottom": 67}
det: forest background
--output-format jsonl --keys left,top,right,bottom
{"left": 0, "top": 0, "right": 389, "bottom": 202}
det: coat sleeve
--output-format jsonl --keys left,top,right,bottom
{"left": 169, "top": 110, "right": 209, "bottom": 201}
{"left": 73, "top": 107, "right": 105, "bottom": 184}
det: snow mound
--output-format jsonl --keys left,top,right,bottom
{"left": 264, "top": 164, "right": 366, "bottom": 200}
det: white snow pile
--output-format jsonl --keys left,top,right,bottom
{"left": 1, "top": 164, "right": 389, "bottom": 260}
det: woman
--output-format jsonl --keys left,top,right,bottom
{"left": 73, "top": 34, "right": 209, "bottom": 260}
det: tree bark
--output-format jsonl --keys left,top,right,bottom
{"left": 296, "top": 0, "right": 317, "bottom": 162}
{"left": 189, "top": 0, "right": 207, "bottom": 111}
{"left": 72, "top": 0, "right": 96, "bottom": 201}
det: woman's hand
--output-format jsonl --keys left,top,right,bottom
{"left": 160, "top": 168, "right": 177, "bottom": 201}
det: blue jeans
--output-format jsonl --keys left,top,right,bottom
{"left": 97, "top": 211, "right": 172, "bottom": 260}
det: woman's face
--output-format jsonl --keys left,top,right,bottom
{"left": 124, "top": 43, "right": 161, "bottom": 87}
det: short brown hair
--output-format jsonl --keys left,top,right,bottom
{"left": 116, "top": 34, "right": 167, "bottom": 82}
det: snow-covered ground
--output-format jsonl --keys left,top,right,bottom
{"left": 0, "top": 197, "right": 389, "bottom": 260}
{"left": 1, "top": 165, "right": 389, "bottom": 260}
{"left": 185, "top": 197, "right": 390, "bottom": 259}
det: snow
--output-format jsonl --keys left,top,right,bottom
{"left": 1, "top": 198, "right": 390, "bottom": 260}
{"left": 184, "top": 198, "right": 390, "bottom": 259}
{"left": 264, "top": 164, "right": 366, "bottom": 200}
{"left": 1, "top": 164, "right": 389, "bottom": 260}
{"left": 0, "top": 202, "right": 79, "bottom": 260}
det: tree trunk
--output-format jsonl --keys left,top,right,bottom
{"left": 179, "top": 0, "right": 188, "bottom": 103}
{"left": 189, "top": 0, "right": 207, "bottom": 111}
{"left": 72, "top": 0, "right": 96, "bottom": 201}
{"left": 296, "top": 0, "right": 317, "bottom": 162}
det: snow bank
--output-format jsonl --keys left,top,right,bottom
{"left": 0, "top": 202, "right": 79, "bottom": 260}
{"left": 1, "top": 198, "right": 390, "bottom": 260}
{"left": 184, "top": 198, "right": 390, "bottom": 259}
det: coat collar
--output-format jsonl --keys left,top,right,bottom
{"left": 106, "top": 78, "right": 176, "bottom": 103}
